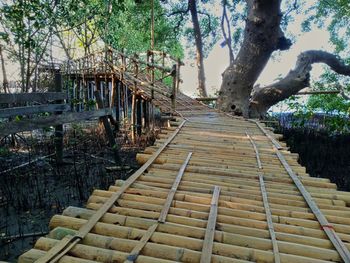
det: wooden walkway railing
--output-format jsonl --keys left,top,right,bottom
{"left": 3, "top": 48, "right": 348, "bottom": 263}
{"left": 18, "top": 91, "right": 350, "bottom": 262}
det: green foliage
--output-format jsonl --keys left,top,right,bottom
{"left": 293, "top": 1, "right": 350, "bottom": 133}
{"left": 280, "top": 83, "right": 350, "bottom": 134}
{"left": 0, "top": 146, "right": 10, "bottom": 157}
{"left": 303, "top": 0, "right": 350, "bottom": 54}
{"left": 84, "top": 99, "right": 96, "bottom": 110}
{"left": 1, "top": 0, "right": 184, "bottom": 92}
{"left": 165, "top": 0, "right": 218, "bottom": 58}
{"left": 105, "top": 1, "right": 183, "bottom": 58}
{"left": 0, "top": 0, "right": 55, "bottom": 91}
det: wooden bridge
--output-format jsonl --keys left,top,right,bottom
{"left": 17, "top": 49, "right": 350, "bottom": 263}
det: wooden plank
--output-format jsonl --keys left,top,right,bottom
{"left": 259, "top": 174, "right": 281, "bottom": 263}
{"left": 275, "top": 147, "right": 350, "bottom": 262}
{"left": 246, "top": 132, "right": 262, "bottom": 169}
{"left": 35, "top": 120, "right": 187, "bottom": 263}
{"left": 195, "top": 97, "right": 218, "bottom": 101}
{"left": 200, "top": 185, "right": 221, "bottom": 263}
{"left": 124, "top": 223, "right": 158, "bottom": 263}
{"left": 53, "top": 72, "right": 64, "bottom": 163}
{"left": 297, "top": 90, "right": 340, "bottom": 95}
{"left": 194, "top": 90, "right": 340, "bottom": 101}
{"left": 0, "top": 104, "right": 71, "bottom": 118}
{"left": 123, "top": 152, "right": 192, "bottom": 262}
{"left": 0, "top": 92, "right": 67, "bottom": 104}
{"left": 158, "top": 152, "right": 192, "bottom": 223}
{"left": 136, "top": 97, "right": 142, "bottom": 136}
{"left": 251, "top": 120, "right": 283, "bottom": 150}
{"left": 0, "top": 109, "right": 111, "bottom": 137}
{"left": 94, "top": 91, "right": 119, "bottom": 163}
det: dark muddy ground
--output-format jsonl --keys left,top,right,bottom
{"left": 0, "top": 124, "right": 150, "bottom": 262}
{"left": 277, "top": 127, "right": 350, "bottom": 192}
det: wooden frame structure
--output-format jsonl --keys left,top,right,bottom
{"left": 14, "top": 48, "right": 350, "bottom": 263}
{"left": 18, "top": 88, "right": 350, "bottom": 263}
{"left": 59, "top": 48, "right": 183, "bottom": 142}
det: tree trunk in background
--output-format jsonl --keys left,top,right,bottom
{"left": 0, "top": 45, "right": 9, "bottom": 93}
{"left": 217, "top": 0, "right": 291, "bottom": 117}
{"left": 188, "top": 0, "right": 207, "bottom": 98}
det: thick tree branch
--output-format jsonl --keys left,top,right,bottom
{"left": 250, "top": 50, "right": 350, "bottom": 118}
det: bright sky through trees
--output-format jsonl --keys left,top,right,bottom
{"left": 181, "top": 2, "right": 334, "bottom": 97}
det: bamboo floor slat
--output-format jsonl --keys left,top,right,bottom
{"left": 19, "top": 90, "right": 350, "bottom": 263}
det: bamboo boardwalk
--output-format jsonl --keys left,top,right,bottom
{"left": 18, "top": 50, "right": 350, "bottom": 262}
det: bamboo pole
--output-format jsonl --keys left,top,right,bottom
{"left": 48, "top": 227, "right": 242, "bottom": 263}
{"left": 49, "top": 214, "right": 339, "bottom": 262}
{"left": 19, "top": 249, "right": 96, "bottom": 263}
{"left": 88, "top": 188, "right": 350, "bottom": 234}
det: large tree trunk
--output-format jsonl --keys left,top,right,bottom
{"left": 217, "top": 0, "right": 291, "bottom": 117}
{"left": 250, "top": 50, "right": 350, "bottom": 118}
{"left": 188, "top": 0, "right": 207, "bottom": 98}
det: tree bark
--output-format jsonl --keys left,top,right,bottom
{"left": 217, "top": 0, "right": 291, "bottom": 117}
{"left": 0, "top": 45, "right": 9, "bottom": 93}
{"left": 250, "top": 50, "right": 350, "bottom": 118}
{"left": 188, "top": 0, "right": 207, "bottom": 98}
{"left": 221, "top": 0, "right": 234, "bottom": 65}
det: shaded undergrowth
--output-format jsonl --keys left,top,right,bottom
{"left": 0, "top": 123, "right": 148, "bottom": 261}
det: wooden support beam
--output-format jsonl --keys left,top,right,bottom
{"left": 259, "top": 174, "right": 281, "bottom": 263}
{"left": 115, "top": 80, "right": 121, "bottom": 131}
{"left": 143, "top": 100, "right": 149, "bottom": 131}
{"left": 275, "top": 147, "right": 350, "bottom": 262}
{"left": 0, "top": 104, "right": 70, "bottom": 118}
{"left": 195, "top": 90, "right": 340, "bottom": 102}
{"left": 53, "top": 71, "right": 64, "bottom": 163}
{"left": 0, "top": 92, "right": 67, "bottom": 104}
{"left": 158, "top": 152, "right": 193, "bottom": 223}
{"left": 136, "top": 97, "right": 142, "bottom": 136}
{"left": 94, "top": 91, "right": 120, "bottom": 163}
{"left": 246, "top": 132, "right": 262, "bottom": 169}
{"left": 297, "top": 90, "right": 340, "bottom": 95}
{"left": 34, "top": 120, "right": 186, "bottom": 263}
{"left": 124, "top": 152, "right": 192, "bottom": 262}
{"left": 200, "top": 185, "right": 221, "bottom": 263}
{"left": 124, "top": 223, "right": 158, "bottom": 263}
{"left": 195, "top": 97, "right": 218, "bottom": 102}
{"left": 0, "top": 109, "right": 112, "bottom": 137}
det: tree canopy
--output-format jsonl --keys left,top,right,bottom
{"left": 1, "top": 0, "right": 350, "bottom": 130}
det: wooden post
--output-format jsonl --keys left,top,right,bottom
{"left": 150, "top": 104, "right": 155, "bottom": 131}
{"left": 151, "top": 51, "right": 155, "bottom": 100}
{"left": 110, "top": 76, "right": 116, "bottom": 109}
{"left": 124, "top": 84, "right": 128, "bottom": 123}
{"left": 94, "top": 90, "right": 120, "bottom": 163}
{"left": 75, "top": 78, "right": 80, "bottom": 112}
{"left": 115, "top": 79, "right": 121, "bottom": 132}
{"left": 171, "top": 64, "right": 177, "bottom": 111}
{"left": 136, "top": 97, "right": 142, "bottom": 136}
{"left": 53, "top": 69, "right": 64, "bottom": 163}
{"left": 131, "top": 54, "right": 139, "bottom": 143}
{"left": 143, "top": 100, "right": 150, "bottom": 131}
{"left": 131, "top": 91, "right": 136, "bottom": 143}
